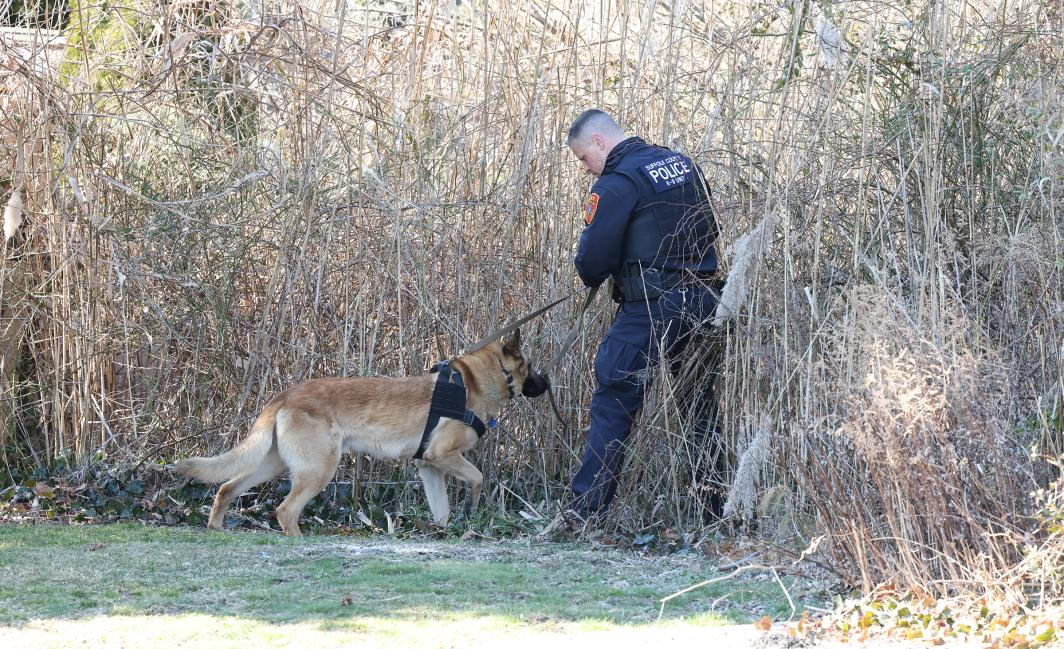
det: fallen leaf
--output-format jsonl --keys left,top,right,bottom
{"left": 754, "top": 615, "right": 772, "bottom": 631}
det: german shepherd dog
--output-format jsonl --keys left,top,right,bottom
{"left": 174, "top": 330, "right": 548, "bottom": 536}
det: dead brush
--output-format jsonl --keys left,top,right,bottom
{"left": 1016, "top": 460, "right": 1064, "bottom": 609}
{"left": 0, "top": 0, "right": 1059, "bottom": 611}
{"left": 794, "top": 287, "right": 1036, "bottom": 594}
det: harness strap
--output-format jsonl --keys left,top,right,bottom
{"left": 415, "top": 286, "right": 600, "bottom": 447}
{"left": 413, "top": 362, "right": 490, "bottom": 460}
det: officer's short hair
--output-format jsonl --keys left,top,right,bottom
{"left": 567, "top": 109, "right": 623, "bottom": 145}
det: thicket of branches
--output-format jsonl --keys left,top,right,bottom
{"left": 1, "top": 0, "right": 1061, "bottom": 599}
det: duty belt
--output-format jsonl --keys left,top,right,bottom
{"left": 619, "top": 264, "right": 719, "bottom": 303}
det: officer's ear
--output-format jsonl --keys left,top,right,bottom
{"left": 503, "top": 329, "right": 521, "bottom": 357}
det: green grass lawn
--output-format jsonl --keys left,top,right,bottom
{"left": 0, "top": 523, "right": 805, "bottom": 647}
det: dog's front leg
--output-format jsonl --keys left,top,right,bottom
{"left": 415, "top": 460, "right": 450, "bottom": 526}
{"left": 432, "top": 454, "right": 483, "bottom": 520}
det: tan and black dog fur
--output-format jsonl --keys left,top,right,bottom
{"left": 174, "top": 330, "right": 543, "bottom": 536}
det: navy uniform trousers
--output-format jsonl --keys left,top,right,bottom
{"left": 570, "top": 283, "right": 718, "bottom": 516}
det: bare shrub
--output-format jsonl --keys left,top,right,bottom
{"left": 0, "top": 0, "right": 1059, "bottom": 603}
{"left": 792, "top": 286, "right": 1035, "bottom": 592}
{"left": 1013, "top": 460, "right": 1064, "bottom": 608}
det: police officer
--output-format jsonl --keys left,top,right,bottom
{"left": 566, "top": 109, "right": 720, "bottom": 522}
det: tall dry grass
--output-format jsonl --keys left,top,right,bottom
{"left": 1, "top": 0, "right": 1061, "bottom": 597}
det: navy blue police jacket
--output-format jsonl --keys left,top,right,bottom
{"left": 575, "top": 137, "right": 718, "bottom": 290}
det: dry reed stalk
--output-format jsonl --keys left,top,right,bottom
{"left": 2, "top": 189, "right": 21, "bottom": 241}
{"left": 0, "top": 1, "right": 1057, "bottom": 603}
{"left": 712, "top": 207, "right": 779, "bottom": 327}
{"left": 722, "top": 413, "right": 770, "bottom": 520}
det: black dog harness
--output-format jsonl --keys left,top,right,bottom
{"left": 412, "top": 361, "right": 495, "bottom": 460}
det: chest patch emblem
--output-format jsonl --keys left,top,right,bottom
{"left": 583, "top": 192, "right": 600, "bottom": 225}
{"left": 641, "top": 154, "right": 695, "bottom": 193}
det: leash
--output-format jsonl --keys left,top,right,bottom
{"left": 546, "top": 388, "right": 571, "bottom": 433}
{"left": 541, "top": 284, "right": 600, "bottom": 375}
{"left": 539, "top": 284, "right": 601, "bottom": 432}
{"left": 459, "top": 290, "right": 580, "bottom": 356}
{"left": 452, "top": 285, "right": 601, "bottom": 434}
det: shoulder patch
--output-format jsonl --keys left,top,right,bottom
{"left": 583, "top": 193, "right": 600, "bottom": 225}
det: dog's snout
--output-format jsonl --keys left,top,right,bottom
{"left": 522, "top": 370, "right": 550, "bottom": 398}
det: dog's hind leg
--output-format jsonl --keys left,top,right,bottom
{"left": 415, "top": 460, "right": 450, "bottom": 526}
{"left": 208, "top": 451, "right": 285, "bottom": 531}
{"left": 431, "top": 454, "right": 483, "bottom": 520}
{"left": 275, "top": 444, "right": 339, "bottom": 537}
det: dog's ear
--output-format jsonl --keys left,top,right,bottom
{"left": 503, "top": 328, "right": 521, "bottom": 356}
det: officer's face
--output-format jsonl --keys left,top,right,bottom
{"left": 569, "top": 134, "right": 609, "bottom": 177}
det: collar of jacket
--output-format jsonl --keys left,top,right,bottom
{"left": 602, "top": 136, "right": 647, "bottom": 175}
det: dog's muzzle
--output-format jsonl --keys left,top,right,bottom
{"left": 521, "top": 371, "right": 550, "bottom": 398}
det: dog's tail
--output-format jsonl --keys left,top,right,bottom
{"left": 173, "top": 404, "right": 279, "bottom": 484}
